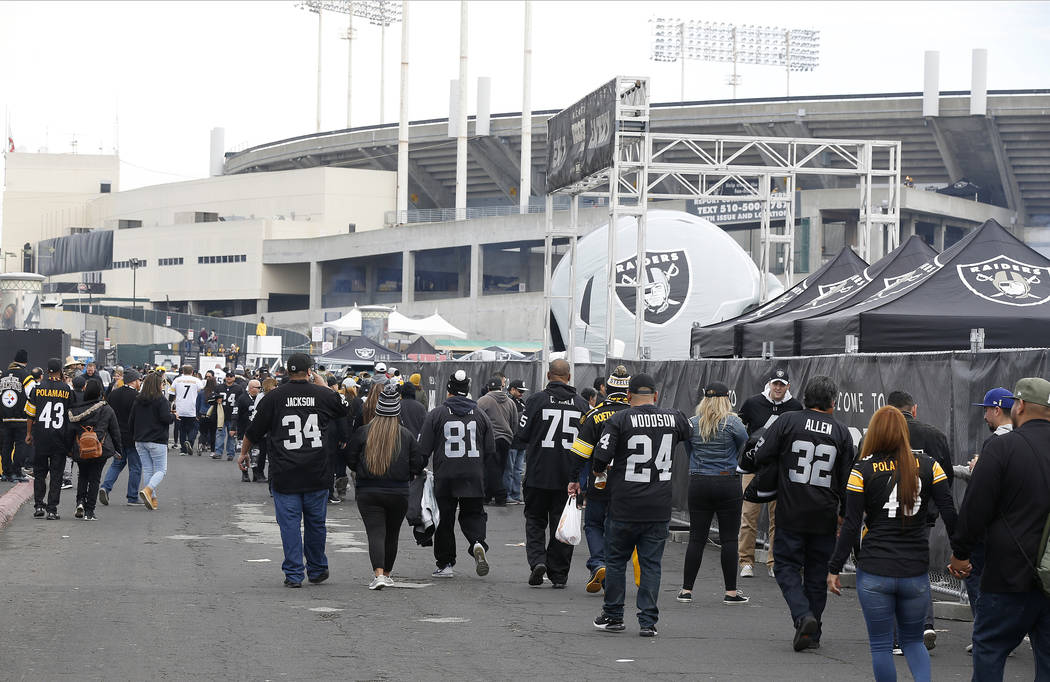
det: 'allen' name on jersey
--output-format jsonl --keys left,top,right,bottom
{"left": 805, "top": 418, "right": 833, "bottom": 435}
{"left": 285, "top": 396, "right": 316, "bottom": 407}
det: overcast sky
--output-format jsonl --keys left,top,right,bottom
{"left": 1, "top": 0, "right": 1048, "bottom": 191}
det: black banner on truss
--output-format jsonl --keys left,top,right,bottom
{"left": 545, "top": 78, "right": 617, "bottom": 193}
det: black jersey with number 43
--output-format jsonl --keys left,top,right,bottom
{"left": 25, "top": 378, "right": 74, "bottom": 451}
{"left": 753, "top": 409, "right": 855, "bottom": 535}
{"left": 245, "top": 379, "right": 348, "bottom": 494}
{"left": 593, "top": 403, "right": 691, "bottom": 523}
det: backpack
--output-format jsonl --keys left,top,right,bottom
{"left": 77, "top": 425, "right": 104, "bottom": 460}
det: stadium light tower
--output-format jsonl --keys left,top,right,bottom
{"left": 297, "top": 1, "right": 403, "bottom": 127}
{"left": 650, "top": 19, "right": 820, "bottom": 99}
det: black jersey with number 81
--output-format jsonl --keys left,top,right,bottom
{"left": 593, "top": 403, "right": 691, "bottom": 523}
{"left": 418, "top": 398, "right": 496, "bottom": 498}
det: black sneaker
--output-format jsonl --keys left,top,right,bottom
{"left": 586, "top": 567, "right": 606, "bottom": 594}
{"left": 84, "top": 513, "right": 97, "bottom": 521}
{"left": 472, "top": 543, "right": 489, "bottom": 577}
{"left": 639, "top": 625, "right": 658, "bottom": 637}
{"left": 183, "top": 440, "right": 191, "bottom": 455}
{"left": 676, "top": 590, "right": 692, "bottom": 603}
{"left": 46, "top": 511, "right": 60, "bottom": 520}
{"left": 33, "top": 507, "right": 45, "bottom": 518}
{"left": 284, "top": 578, "right": 302, "bottom": 588}
{"left": 793, "top": 614, "right": 819, "bottom": 652}
{"left": 335, "top": 476, "right": 349, "bottom": 496}
{"left": 550, "top": 582, "right": 567, "bottom": 589}
{"left": 241, "top": 471, "right": 250, "bottom": 482}
{"left": 808, "top": 640, "right": 821, "bottom": 650}
{"left": 308, "top": 570, "right": 330, "bottom": 584}
{"left": 210, "top": 454, "right": 222, "bottom": 460}
{"left": 328, "top": 494, "right": 341, "bottom": 504}
{"left": 74, "top": 503, "right": 85, "bottom": 519}
{"left": 61, "top": 479, "right": 73, "bottom": 490}
{"left": 98, "top": 488, "right": 109, "bottom": 506}
{"left": 723, "top": 593, "right": 750, "bottom": 605}
{"left": 593, "top": 614, "right": 625, "bottom": 632}
{"left": 528, "top": 563, "right": 546, "bottom": 587}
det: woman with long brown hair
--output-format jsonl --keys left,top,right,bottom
{"left": 346, "top": 384, "right": 423, "bottom": 589}
{"left": 827, "top": 406, "right": 956, "bottom": 682}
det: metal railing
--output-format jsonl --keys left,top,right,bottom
{"left": 390, "top": 197, "right": 609, "bottom": 226}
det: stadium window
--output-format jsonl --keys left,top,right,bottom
{"left": 197, "top": 254, "right": 246, "bottom": 265}
{"left": 118, "top": 219, "right": 142, "bottom": 229}
{"left": 100, "top": 183, "right": 111, "bottom": 193}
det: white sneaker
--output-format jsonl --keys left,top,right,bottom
{"left": 892, "top": 647, "right": 903, "bottom": 656}
{"left": 923, "top": 629, "right": 937, "bottom": 650}
{"left": 432, "top": 565, "right": 455, "bottom": 578}
{"left": 368, "top": 576, "right": 385, "bottom": 590}
{"left": 381, "top": 575, "right": 394, "bottom": 587}
{"left": 740, "top": 564, "right": 754, "bottom": 578}
{"left": 966, "top": 643, "right": 973, "bottom": 654}
{"left": 768, "top": 565, "right": 775, "bottom": 578}
{"left": 472, "top": 542, "right": 489, "bottom": 576}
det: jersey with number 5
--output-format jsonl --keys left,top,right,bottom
{"left": 592, "top": 403, "right": 691, "bottom": 523}
{"left": 754, "top": 409, "right": 855, "bottom": 534}
{"left": 244, "top": 379, "right": 348, "bottom": 494}
{"left": 418, "top": 398, "right": 496, "bottom": 498}
{"left": 514, "top": 383, "right": 589, "bottom": 490}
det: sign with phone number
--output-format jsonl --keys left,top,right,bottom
{"left": 687, "top": 199, "right": 790, "bottom": 225}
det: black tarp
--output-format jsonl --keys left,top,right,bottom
{"left": 798, "top": 220, "right": 1050, "bottom": 354}
{"left": 690, "top": 246, "right": 868, "bottom": 358}
{"left": 403, "top": 336, "right": 437, "bottom": 356}
{"left": 38, "top": 231, "right": 113, "bottom": 276}
{"left": 740, "top": 236, "right": 938, "bottom": 356}
{"left": 319, "top": 336, "right": 405, "bottom": 365}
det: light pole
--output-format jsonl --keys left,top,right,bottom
{"left": 129, "top": 257, "right": 141, "bottom": 309}
{"left": 650, "top": 19, "right": 820, "bottom": 99}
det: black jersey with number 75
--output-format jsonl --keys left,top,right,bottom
{"left": 514, "top": 382, "right": 589, "bottom": 491}
{"left": 753, "top": 409, "right": 855, "bottom": 535}
{"left": 592, "top": 403, "right": 691, "bottom": 523}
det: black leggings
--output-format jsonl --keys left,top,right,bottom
{"left": 356, "top": 490, "right": 409, "bottom": 572}
{"left": 683, "top": 474, "right": 743, "bottom": 592}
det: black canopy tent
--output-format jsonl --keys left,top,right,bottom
{"left": 739, "top": 236, "right": 938, "bottom": 356}
{"left": 318, "top": 336, "right": 405, "bottom": 366}
{"left": 690, "top": 246, "right": 868, "bottom": 358}
{"left": 798, "top": 220, "right": 1050, "bottom": 354}
{"left": 403, "top": 336, "right": 437, "bottom": 356}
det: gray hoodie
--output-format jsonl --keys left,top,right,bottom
{"left": 476, "top": 389, "right": 519, "bottom": 443}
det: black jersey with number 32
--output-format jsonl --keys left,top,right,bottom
{"left": 593, "top": 403, "right": 691, "bottom": 523}
{"left": 753, "top": 409, "right": 855, "bottom": 535}
{"left": 245, "top": 380, "right": 348, "bottom": 494}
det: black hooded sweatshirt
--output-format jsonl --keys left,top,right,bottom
{"left": 418, "top": 395, "right": 496, "bottom": 498}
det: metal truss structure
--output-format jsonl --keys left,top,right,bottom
{"left": 544, "top": 76, "right": 901, "bottom": 365}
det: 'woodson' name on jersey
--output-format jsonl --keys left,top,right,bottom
{"left": 593, "top": 403, "right": 691, "bottom": 523}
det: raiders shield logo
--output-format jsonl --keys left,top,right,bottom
{"left": 615, "top": 250, "right": 690, "bottom": 325}
{"left": 957, "top": 255, "right": 1050, "bottom": 307}
{"left": 354, "top": 348, "right": 376, "bottom": 360}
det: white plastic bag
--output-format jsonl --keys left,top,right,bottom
{"left": 422, "top": 470, "right": 440, "bottom": 530}
{"left": 555, "top": 494, "right": 582, "bottom": 545}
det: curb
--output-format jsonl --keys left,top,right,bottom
{"left": 0, "top": 481, "right": 35, "bottom": 528}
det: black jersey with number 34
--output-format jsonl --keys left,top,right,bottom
{"left": 245, "top": 379, "right": 348, "bottom": 494}
{"left": 753, "top": 409, "right": 855, "bottom": 535}
{"left": 593, "top": 403, "right": 691, "bottom": 523}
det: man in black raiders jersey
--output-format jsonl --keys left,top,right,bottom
{"left": 590, "top": 374, "right": 691, "bottom": 638}
{"left": 568, "top": 365, "right": 631, "bottom": 593}
{"left": 418, "top": 370, "right": 496, "bottom": 579}
{"left": 514, "top": 359, "right": 589, "bottom": 588}
{"left": 240, "top": 353, "right": 348, "bottom": 588}
{"left": 235, "top": 380, "right": 263, "bottom": 482}
{"left": 25, "top": 358, "right": 74, "bottom": 519}
{"left": 213, "top": 372, "right": 245, "bottom": 461}
{"left": 752, "top": 375, "right": 854, "bottom": 651}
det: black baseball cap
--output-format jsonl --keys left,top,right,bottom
{"left": 770, "top": 367, "right": 790, "bottom": 385}
{"left": 287, "top": 353, "right": 314, "bottom": 374}
{"left": 628, "top": 374, "right": 657, "bottom": 395}
{"left": 485, "top": 377, "right": 502, "bottom": 392}
{"left": 703, "top": 382, "right": 730, "bottom": 398}
{"left": 46, "top": 357, "right": 63, "bottom": 373}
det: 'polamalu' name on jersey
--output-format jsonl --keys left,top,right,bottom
{"left": 846, "top": 455, "right": 947, "bottom": 493}
{"left": 285, "top": 396, "right": 316, "bottom": 407}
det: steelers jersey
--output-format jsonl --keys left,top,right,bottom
{"left": 846, "top": 452, "right": 949, "bottom": 577}
{"left": 570, "top": 395, "right": 629, "bottom": 500}
{"left": 26, "top": 378, "right": 74, "bottom": 451}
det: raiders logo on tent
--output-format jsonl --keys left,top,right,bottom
{"left": 614, "top": 250, "right": 690, "bottom": 325}
{"left": 957, "top": 255, "right": 1050, "bottom": 307}
{"left": 355, "top": 348, "right": 376, "bottom": 360}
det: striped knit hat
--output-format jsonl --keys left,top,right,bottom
{"left": 606, "top": 365, "right": 631, "bottom": 392}
{"left": 375, "top": 384, "right": 402, "bottom": 417}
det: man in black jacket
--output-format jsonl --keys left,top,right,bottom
{"left": 99, "top": 369, "right": 143, "bottom": 506}
{"left": 514, "top": 359, "right": 588, "bottom": 588}
{"left": 235, "top": 380, "right": 261, "bottom": 482}
{"left": 950, "top": 377, "right": 1050, "bottom": 680}
{"left": 888, "top": 389, "right": 954, "bottom": 648}
{"left": 25, "top": 358, "right": 74, "bottom": 519}
{"left": 418, "top": 370, "right": 496, "bottom": 579}
{"left": 0, "top": 348, "right": 33, "bottom": 482}
{"left": 737, "top": 366, "right": 803, "bottom": 579}
{"left": 398, "top": 380, "right": 427, "bottom": 437}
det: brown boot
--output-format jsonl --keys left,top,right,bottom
{"left": 139, "top": 486, "right": 156, "bottom": 510}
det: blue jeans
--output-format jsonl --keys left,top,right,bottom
{"left": 772, "top": 527, "right": 835, "bottom": 635}
{"left": 102, "top": 445, "right": 142, "bottom": 503}
{"left": 964, "top": 541, "right": 986, "bottom": 619}
{"left": 215, "top": 424, "right": 237, "bottom": 458}
{"left": 602, "top": 518, "right": 668, "bottom": 628}
{"left": 272, "top": 489, "right": 329, "bottom": 583}
{"left": 503, "top": 448, "right": 525, "bottom": 501}
{"left": 175, "top": 416, "right": 199, "bottom": 449}
{"left": 584, "top": 496, "right": 608, "bottom": 573}
{"left": 856, "top": 569, "right": 931, "bottom": 682}
{"left": 972, "top": 590, "right": 1050, "bottom": 681}
{"left": 136, "top": 442, "right": 167, "bottom": 491}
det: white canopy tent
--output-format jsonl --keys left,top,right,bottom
{"left": 322, "top": 308, "right": 467, "bottom": 339}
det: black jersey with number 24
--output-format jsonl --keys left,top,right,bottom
{"left": 245, "top": 379, "right": 348, "bottom": 494}
{"left": 753, "top": 409, "right": 855, "bottom": 535}
{"left": 593, "top": 403, "right": 691, "bottom": 523}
